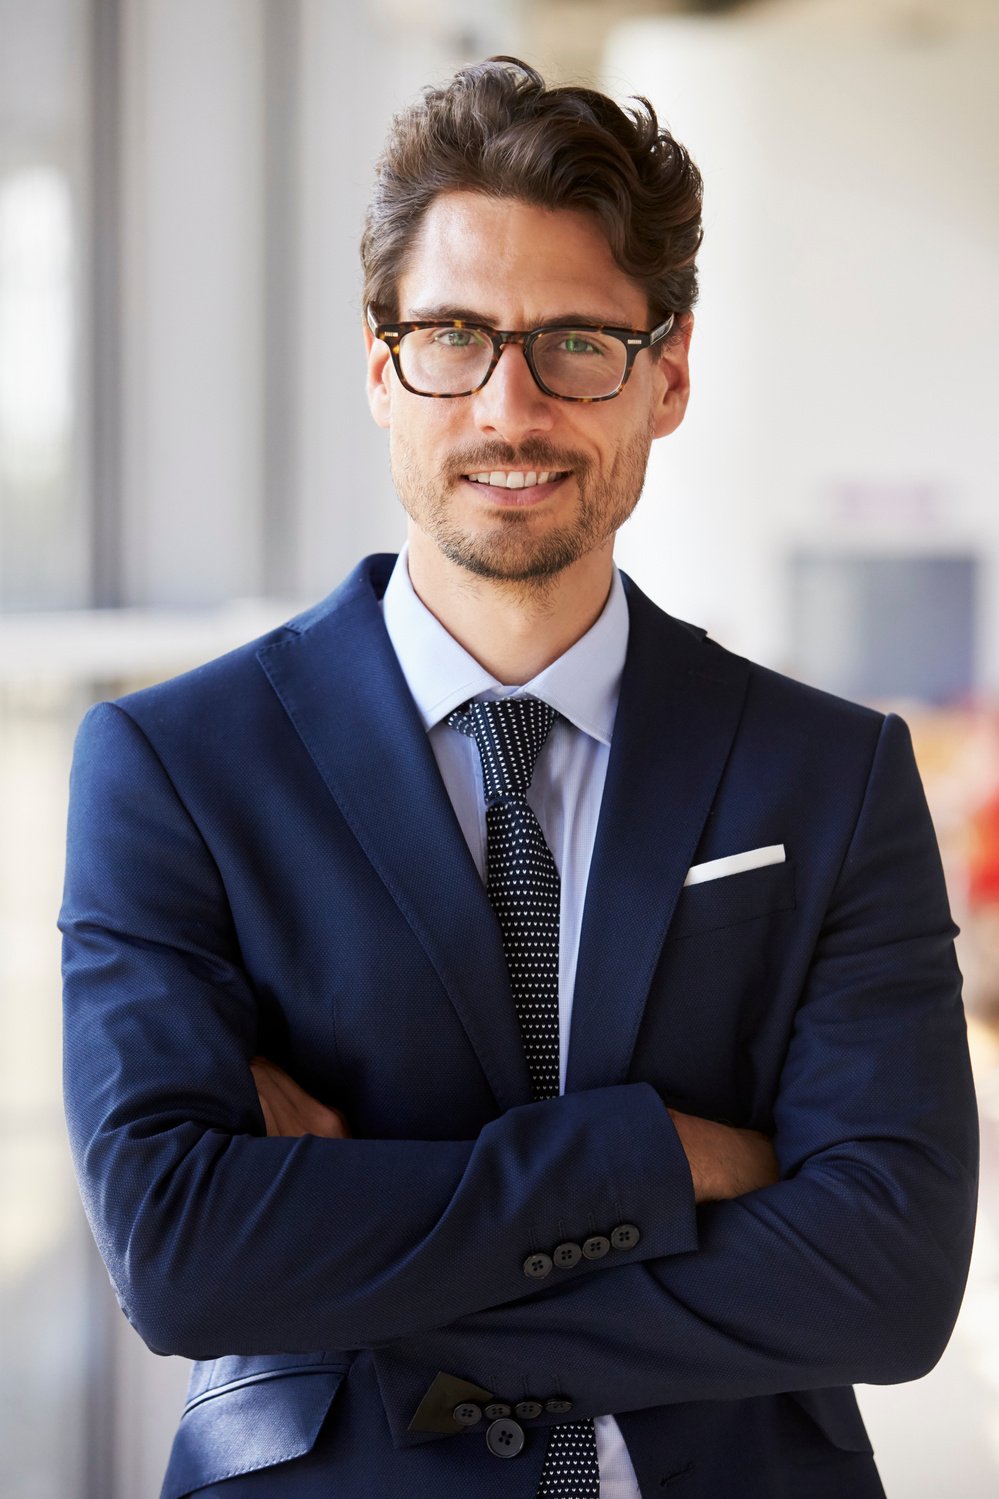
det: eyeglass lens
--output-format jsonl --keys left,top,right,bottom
{"left": 399, "top": 326, "right": 630, "bottom": 398}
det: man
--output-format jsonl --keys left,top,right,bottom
{"left": 61, "top": 57, "right": 977, "bottom": 1499}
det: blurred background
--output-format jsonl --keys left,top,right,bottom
{"left": 1, "top": 0, "right": 998, "bottom": 1494}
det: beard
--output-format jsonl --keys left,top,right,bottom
{"left": 390, "top": 420, "right": 655, "bottom": 585}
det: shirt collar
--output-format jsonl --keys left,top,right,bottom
{"left": 381, "top": 545, "right": 628, "bottom": 746}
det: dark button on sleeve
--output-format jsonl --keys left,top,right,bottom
{"left": 484, "top": 1402, "right": 512, "bottom": 1419}
{"left": 514, "top": 1400, "right": 543, "bottom": 1420}
{"left": 523, "top": 1251, "right": 553, "bottom": 1279}
{"left": 486, "top": 1418, "right": 525, "bottom": 1458}
{"left": 610, "top": 1222, "right": 640, "bottom": 1251}
{"left": 552, "top": 1241, "right": 582, "bottom": 1269}
{"left": 545, "top": 1397, "right": 574, "bottom": 1415}
{"left": 452, "top": 1402, "right": 483, "bottom": 1428}
{"left": 582, "top": 1234, "right": 610, "bottom": 1260}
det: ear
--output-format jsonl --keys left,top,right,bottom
{"left": 364, "top": 322, "right": 393, "bottom": 430}
{"left": 651, "top": 312, "right": 693, "bottom": 440}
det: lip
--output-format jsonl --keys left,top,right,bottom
{"left": 458, "top": 473, "right": 570, "bottom": 506}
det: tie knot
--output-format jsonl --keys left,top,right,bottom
{"left": 447, "top": 696, "right": 557, "bottom": 803}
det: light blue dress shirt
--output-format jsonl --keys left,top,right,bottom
{"left": 381, "top": 547, "right": 642, "bottom": 1499}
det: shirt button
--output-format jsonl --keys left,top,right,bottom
{"left": 545, "top": 1397, "right": 574, "bottom": 1415}
{"left": 484, "top": 1402, "right": 512, "bottom": 1419}
{"left": 523, "top": 1252, "right": 553, "bottom": 1279}
{"left": 582, "top": 1234, "right": 610, "bottom": 1260}
{"left": 610, "top": 1223, "right": 641, "bottom": 1251}
{"left": 514, "top": 1400, "right": 543, "bottom": 1420}
{"left": 486, "top": 1418, "right": 525, "bottom": 1458}
{"left": 552, "top": 1241, "right": 582, "bottom": 1269}
{"left": 452, "top": 1402, "right": 483, "bottom": 1428}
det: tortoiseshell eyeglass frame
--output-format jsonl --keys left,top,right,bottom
{"left": 365, "top": 306, "right": 676, "bottom": 402}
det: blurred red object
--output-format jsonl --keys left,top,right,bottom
{"left": 969, "top": 790, "right": 999, "bottom": 906}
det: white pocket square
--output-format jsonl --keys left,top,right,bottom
{"left": 683, "top": 843, "right": 785, "bottom": 888}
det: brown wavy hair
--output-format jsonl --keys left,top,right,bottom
{"left": 361, "top": 56, "right": 703, "bottom": 336}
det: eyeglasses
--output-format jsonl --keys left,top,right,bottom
{"left": 366, "top": 307, "right": 675, "bottom": 402}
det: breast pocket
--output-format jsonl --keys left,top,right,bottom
{"left": 668, "top": 859, "right": 797, "bottom": 941}
{"left": 161, "top": 1357, "right": 348, "bottom": 1498}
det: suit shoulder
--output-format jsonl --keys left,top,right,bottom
{"left": 95, "top": 555, "right": 395, "bottom": 736}
{"left": 701, "top": 635, "right": 890, "bottom": 753}
{"left": 735, "top": 650, "right": 885, "bottom": 733}
{"left": 624, "top": 571, "right": 886, "bottom": 739}
{"left": 106, "top": 617, "right": 300, "bottom": 731}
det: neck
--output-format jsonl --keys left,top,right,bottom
{"left": 405, "top": 531, "right": 615, "bottom": 685}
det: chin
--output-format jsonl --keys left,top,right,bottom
{"left": 436, "top": 523, "right": 599, "bottom": 583}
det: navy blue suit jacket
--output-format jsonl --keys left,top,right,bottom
{"left": 61, "top": 554, "right": 978, "bottom": 1498}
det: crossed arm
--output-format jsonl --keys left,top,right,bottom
{"left": 250, "top": 1054, "right": 781, "bottom": 1205}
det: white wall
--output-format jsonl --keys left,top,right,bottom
{"left": 120, "top": 0, "right": 267, "bottom": 607}
{"left": 605, "top": 4, "right": 999, "bottom": 691}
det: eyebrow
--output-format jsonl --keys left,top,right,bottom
{"left": 404, "top": 304, "right": 639, "bottom": 329}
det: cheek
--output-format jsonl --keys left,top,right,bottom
{"left": 387, "top": 412, "right": 449, "bottom": 492}
{"left": 392, "top": 403, "right": 466, "bottom": 464}
{"left": 583, "top": 412, "right": 647, "bottom": 474}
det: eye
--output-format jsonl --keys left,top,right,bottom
{"left": 557, "top": 332, "right": 604, "bottom": 356}
{"left": 431, "top": 327, "right": 485, "bottom": 349}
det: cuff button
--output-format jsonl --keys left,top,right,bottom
{"left": 582, "top": 1234, "right": 610, "bottom": 1260}
{"left": 523, "top": 1251, "right": 553, "bottom": 1279}
{"left": 545, "top": 1397, "right": 573, "bottom": 1414}
{"left": 610, "top": 1223, "right": 640, "bottom": 1251}
{"left": 452, "top": 1402, "right": 483, "bottom": 1428}
{"left": 514, "top": 1400, "right": 543, "bottom": 1420}
{"left": 484, "top": 1402, "right": 512, "bottom": 1419}
{"left": 553, "top": 1241, "right": 582, "bottom": 1269}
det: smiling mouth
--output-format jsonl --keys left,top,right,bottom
{"left": 462, "top": 469, "right": 569, "bottom": 490}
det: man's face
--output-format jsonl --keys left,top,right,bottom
{"left": 366, "top": 191, "right": 690, "bottom": 586}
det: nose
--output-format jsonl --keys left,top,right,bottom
{"left": 471, "top": 341, "right": 556, "bottom": 441}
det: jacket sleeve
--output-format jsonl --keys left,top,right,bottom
{"left": 60, "top": 700, "right": 698, "bottom": 1359}
{"left": 370, "top": 713, "right": 979, "bottom": 1444}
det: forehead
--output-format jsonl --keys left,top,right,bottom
{"left": 397, "top": 191, "right": 648, "bottom": 326}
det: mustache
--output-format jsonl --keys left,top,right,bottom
{"left": 444, "top": 441, "right": 589, "bottom": 480}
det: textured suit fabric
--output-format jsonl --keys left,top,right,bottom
{"left": 60, "top": 553, "right": 979, "bottom": 1498}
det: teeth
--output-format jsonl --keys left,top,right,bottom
{"left": 467, "top": 470, "right": 557, "bottom": 489}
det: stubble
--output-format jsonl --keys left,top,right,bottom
{"left": 390, "top": 419, "right": 656, "bottom": 601}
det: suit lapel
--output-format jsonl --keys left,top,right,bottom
{"left": 257, "top": 556, "right": 533, "bottom": 1112}
{"left": 566, "top": 576, "right": 751, "bottom": 1093}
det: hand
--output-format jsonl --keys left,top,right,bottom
{"left": 250, "top": 1055, "right": 351, "bottom": 1140}
{"left": 668, "top": 1108, "right": 779, "bottom": 1204}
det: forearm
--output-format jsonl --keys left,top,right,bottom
{"left": 372, "top": 1132, "right": 977, "bottom": 1447}
{"left": 64, "top": 926, "right": 696, "bottom": 1358}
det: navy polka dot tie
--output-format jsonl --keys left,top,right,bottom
{"left": 448, "top": 696, "right": 601, "bottom": 1497}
